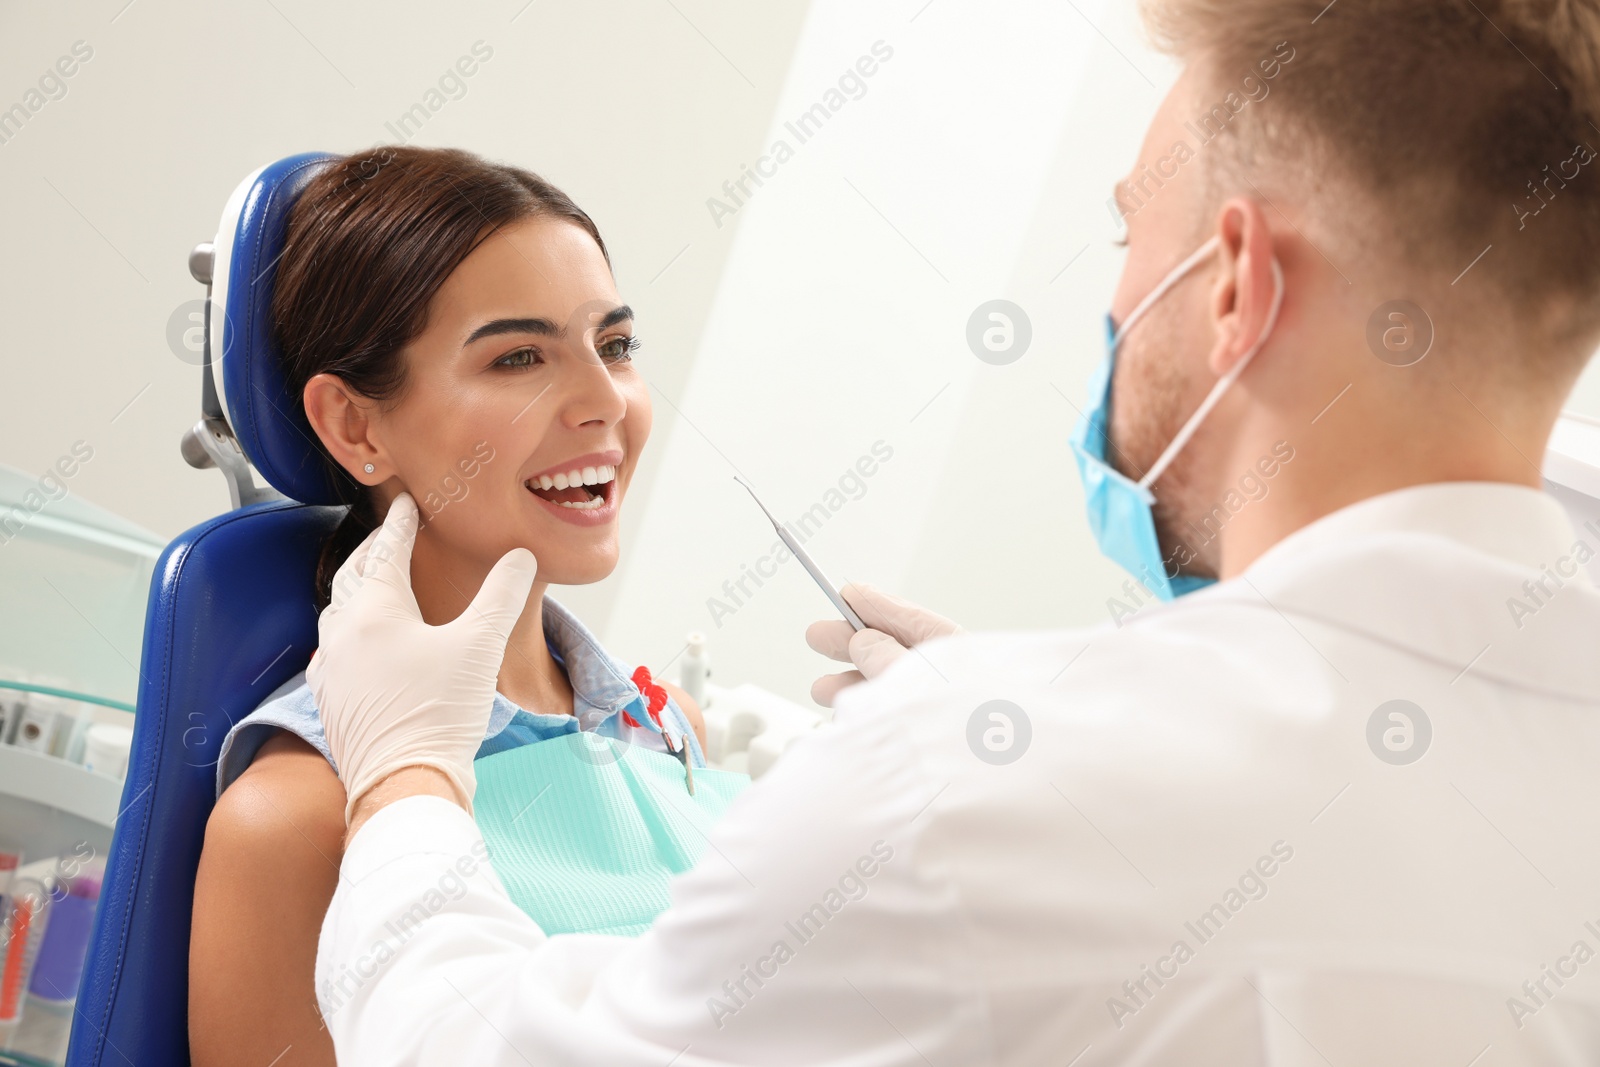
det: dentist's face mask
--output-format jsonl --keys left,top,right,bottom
{"left": 1070, "top": 235, "right": 1285, "bottom": 600}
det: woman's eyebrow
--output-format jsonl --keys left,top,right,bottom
{"left": 464, "top": 305, "right": 633, "bottom": 345}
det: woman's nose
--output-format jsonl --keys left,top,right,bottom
{"left": 560, "top": 345, "right": 629, "bottom": 429}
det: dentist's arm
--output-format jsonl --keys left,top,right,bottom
{"left": 805, "top": 584, "right": 962, "bottom": 707}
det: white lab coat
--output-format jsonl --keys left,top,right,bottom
{"left": 317, "top": 482, "right": 1600, "bottom": 1065}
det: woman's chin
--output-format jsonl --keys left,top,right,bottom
{"left": 526, "top": 546, "right": 619, "bottom": 587}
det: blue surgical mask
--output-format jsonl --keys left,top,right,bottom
{"left": 1070, "top": 235, "right": 1284, "bottom": 601}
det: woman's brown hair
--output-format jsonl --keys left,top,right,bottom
{"left": 271, "top": 146, "right": 608, "bottom": 609}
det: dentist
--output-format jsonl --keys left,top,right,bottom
{"left": 312, "top": 0, "right": 1600, "bottom": 1062}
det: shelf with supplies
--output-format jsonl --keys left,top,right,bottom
{"left": 0, "top": 680, "right": 135, "bottom": 796}
{"left": 0, "top": 460, "right": 162, "bottom": 1066}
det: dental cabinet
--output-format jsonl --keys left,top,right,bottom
{"left": 0, "top": 462, "right": 160, "bottom": 1067}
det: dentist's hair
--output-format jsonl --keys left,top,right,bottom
{"left": 272, "top": 145, "right": 608, "bottom": 609}
{"left": 1142, "top": 0, "right": 1600, "bottom": 364}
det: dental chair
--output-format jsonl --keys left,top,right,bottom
{"left": 67, "top": 153, "right": 341, "bottom": 1067}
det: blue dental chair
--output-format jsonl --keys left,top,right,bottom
{"left": 67, "top": 153, "right": 344, "bottom": 1067}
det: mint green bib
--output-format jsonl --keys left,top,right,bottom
{"left": 472, "top": 732, "right": 751, "bottom": 937}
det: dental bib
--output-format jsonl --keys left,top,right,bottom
{"left": 473, "top": 731, "right": 751, "bottom": 937}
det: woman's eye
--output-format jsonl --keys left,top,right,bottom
{"left": 597, "top": 336, "right": 641, "bottom": 364}
{"left": 496, "top": 347, "right": 540, "bottom": 369}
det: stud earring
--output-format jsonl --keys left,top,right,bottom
{"left": 363, "top": 463, "right": 375, "bottom": 475}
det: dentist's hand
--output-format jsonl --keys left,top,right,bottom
{"left": 805, "top": 584, "right": 962, "bottom": 707}
{"left": 307, "top": 493, "right": 538, "bottom": 826}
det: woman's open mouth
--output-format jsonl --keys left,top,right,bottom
{"left": 524, "top": 459, "right": 621, "bottom": 526}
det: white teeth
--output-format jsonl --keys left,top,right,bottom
{"left": 557, "top": 495, "right": 606, "bottom": 510}
{"left": 527, "top": 462, "right": 620, "bottom": 493}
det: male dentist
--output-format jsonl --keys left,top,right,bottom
{"left": 310, "top": 0, "right": 1600, "bottom": 1062}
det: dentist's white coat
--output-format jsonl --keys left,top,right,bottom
{"left": 318, "top": 482, "right": 1600, "bottom": 1065}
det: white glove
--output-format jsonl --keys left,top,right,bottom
{"left": 307, "top": 493, "right": 538, "bottom": 824}
{"left": 804, "top": 583, "right": 962, "bottom": 707}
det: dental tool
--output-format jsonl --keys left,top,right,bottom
{"left": 734, "top": 476, "right": 866, "bottom": 632}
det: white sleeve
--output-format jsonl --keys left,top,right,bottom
{"left": 315, "top": 692, "right": 985, "bottom": 1066}
{"left": 316, "top": 795, "right": 646, "bottom": 1064}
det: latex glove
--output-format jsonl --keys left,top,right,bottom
{"left": 805, "top": 583, "right": 962, "bottom": 707}
{"left": 307, "top": 493, "right": 538, "bottom": 824}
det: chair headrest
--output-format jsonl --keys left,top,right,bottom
{"left": 213, "top": 152, "right": 346, "bottom": 505}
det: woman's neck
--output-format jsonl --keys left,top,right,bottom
{"left": 408, "top": 540, "right": 575, "bottom": 717}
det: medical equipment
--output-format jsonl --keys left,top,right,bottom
{"left": 678, "top": 631, "right": 710, "bottom": 709}
{"left": 665, "top": 729, "right": 696, "bottom": 795}
{"left": 0, "top": 875, "right": 50, "bottom": 1030}
{"left": 58, "top": 703, "right": 92, "bottom": 767}
{"left": 665, "top": 632, "right": 826, "bottom": 776}
{"left": 0, "top": 848, "right": 17, "bottom": 935}
{"left": 0, "top": 685, "right": 23, "bottom": 747}
{"left": 701, "top": 680, "right": 825, "bottom": 777}
{"left": 0, "top": 849, "right": 16, "bottom": 893}
{"left": 11, "top": 700, "right": 57, "bottom": 754}
{"left": 8, "top": 869, "right": 99, "bottom": 1064}
{"left": 81, "top": 727, "right": 131, "bottom": 782}
{"left": 734, "top": 476, "right": 866, "bottom": 631}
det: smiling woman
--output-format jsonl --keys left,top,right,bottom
{"left": 186, "top": 146, "right": 709, "bottom": 1067}
{"left": 268, "top": 146, "right": 629, "bottom": 611}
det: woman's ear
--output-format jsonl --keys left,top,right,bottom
{"left": 303, "top": 373, "right": 386, "bottom": 485}
{"left": 1206, "top": 197, "right": 1279, "bottom": 378}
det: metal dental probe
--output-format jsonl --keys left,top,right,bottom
{"left": 733, "top": 475, "right": 867, "bottom": 632}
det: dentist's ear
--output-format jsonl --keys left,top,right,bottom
{"left": 1207, "top": 197, "right": 1281, "bottom": 378}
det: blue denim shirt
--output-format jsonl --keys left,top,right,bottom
{"left": 216, "top": 597, "right": 703, "bottom": 797}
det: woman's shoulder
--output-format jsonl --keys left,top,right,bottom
{"left": 215, "top": 671, "right": 335, "bottom": 797}
{"left": 206, "top": 729, "right": 346, "bottom": 850}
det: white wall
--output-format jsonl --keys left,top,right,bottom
{"left": 603, "top": 0, "right": 1177, "bottom": 704}
{"left": 1573, "top": 359, "right": 1600, "bottom": 416}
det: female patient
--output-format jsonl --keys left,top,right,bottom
{"left": 189, "top": 146, "right": 706, "bottom": 1067}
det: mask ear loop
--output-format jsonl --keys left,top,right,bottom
{"left": 1137, "top": 253, "right": 1286, "bottom": 494}
{"left": 1111, "top": 236, "right": 1223, "bottom": 351}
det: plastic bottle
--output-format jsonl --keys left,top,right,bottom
{"left": 0, "top": 673, "right": 26, "bottom": 746}
{"left": 0, "top": 846, "right": 20, "bottom": 963}
{"left": 0, "top": 877, "right": 53, "bottom": 1032}
{"left": 11, "top": 696, "right": 59, "bottom": 754}
{"left": 62, "top": 701, "right": 97, "bottom": 766}
{"left": 9, "top": 871, "right": 100, "bottom": 1064}
{"left": 679, "top": 631, "right": 710, "bottom": 710}
{"left": 83, "top": 724, "right": 134, "bottom": 780}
